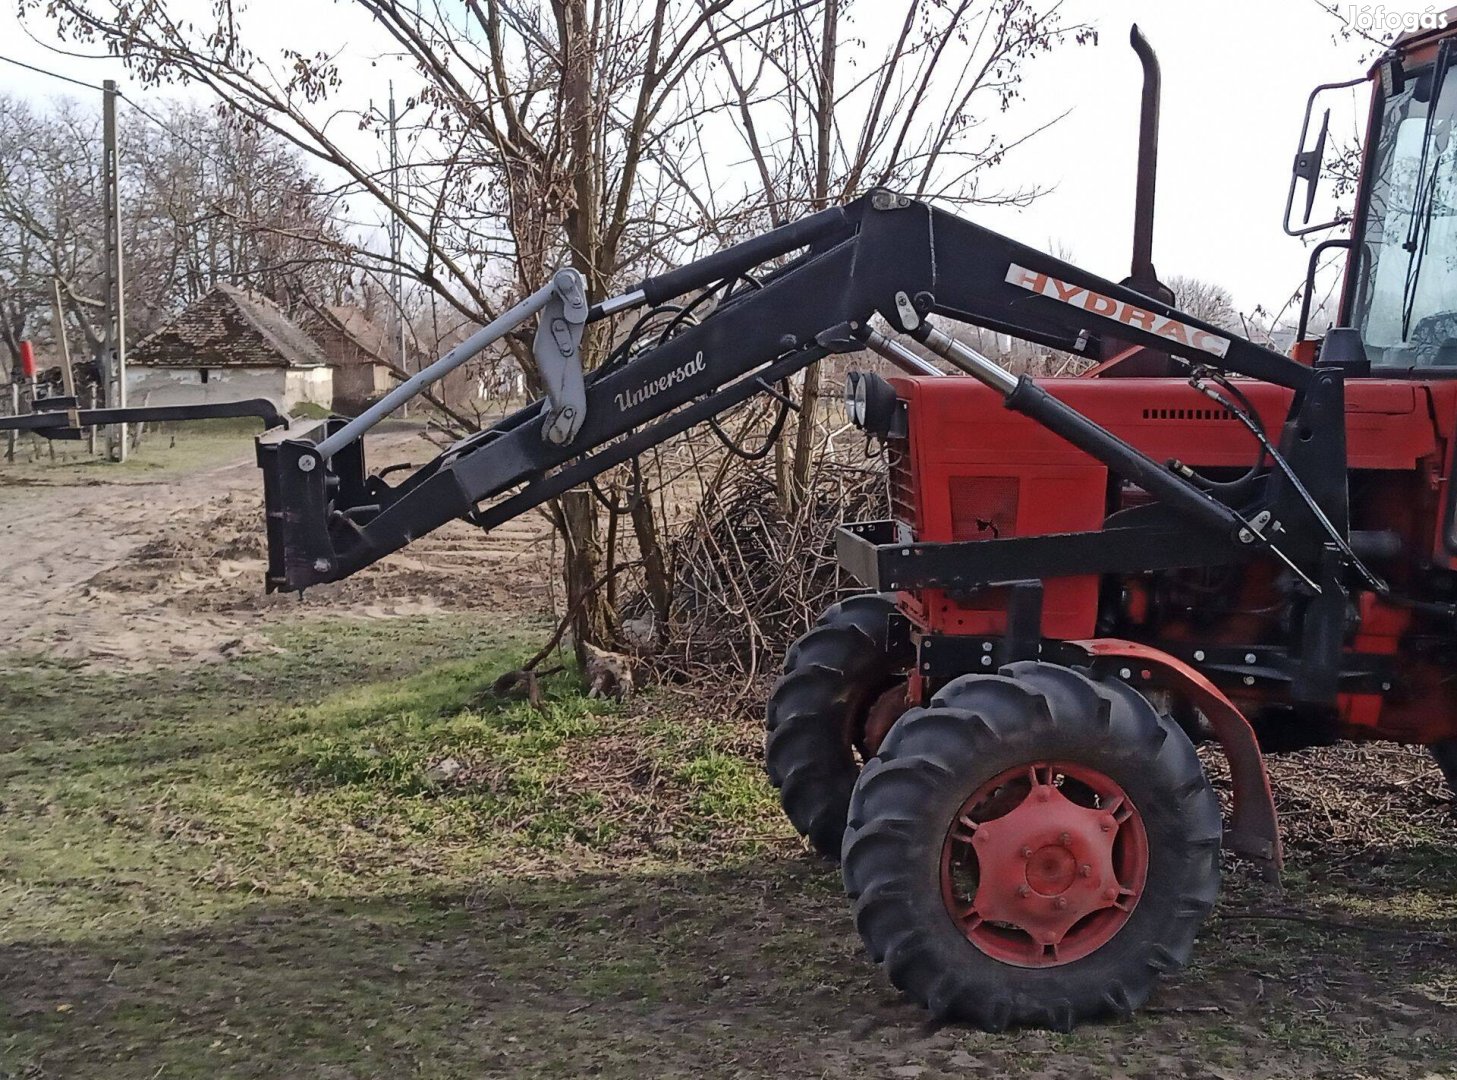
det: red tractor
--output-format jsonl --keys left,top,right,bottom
{"left": 6, "top": 18, "right": 1454, "bottom": 1034}
{"left": 768, "top": 19, "right": 1457, "bottom": 1028}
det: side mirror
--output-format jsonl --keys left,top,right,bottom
{"left": 1293, "top": 108, "right": 1330, "bottom": 226}
{"left": 1284, "top": 75, "right": 1367, "bottom": 237}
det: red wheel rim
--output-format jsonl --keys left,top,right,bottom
{"left": 940, "top": 761, "right": 1149, "bottom": 968}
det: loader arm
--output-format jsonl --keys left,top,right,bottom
{"left": 256, "top": 188, "right": 1334, "bottom": 593}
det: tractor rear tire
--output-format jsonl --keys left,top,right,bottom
{"left": 842, "top": 661, "right": 1221, "bottom": 1031}
{"left": 766, "top": 594, "right": 910, "bottom": 860}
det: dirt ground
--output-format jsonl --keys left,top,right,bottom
{"left": 0, "top": 428, "right": 553, "bottom": 667}
{"left": 1, "top": 428, "right": 1455, "bottom": 1079}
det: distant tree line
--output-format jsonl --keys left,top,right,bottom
{"left": 0, "top": 94, "right": 353, "bottom": 378}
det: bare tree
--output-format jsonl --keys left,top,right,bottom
{"left": 25, "top": 0, "right": 805, "bottom": 657}
{"left": 1167, "top": 273, "right": 1240, "bottom": 331}
{"left": 0, "top": 96, "right": 108, "bottom": 374}
{"left": 0, "top": 90, "right": 354, "bottom": 389}
{"left": 123, "top": 101, "right": 355, "bottom": 331}
{"left": 700, "top": 0, "right": 1095, "bottom": 508}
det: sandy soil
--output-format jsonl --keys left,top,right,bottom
{"left": 0, "top": 431, "right": 553, "bottom": 667}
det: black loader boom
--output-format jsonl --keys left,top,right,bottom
{"left": 249, "top": 189, "right": 1335, "bottom": 601}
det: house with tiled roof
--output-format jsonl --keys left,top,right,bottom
{"left": 127, "top": 284, "right": 333, "bottom": 414}
{"left": 298, "top": 304, "right": 408, "bottom": 414}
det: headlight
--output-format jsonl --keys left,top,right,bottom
{"left": 859, "top": 372, "right": 902, "bottom": 437}
{"left": 844, "top": 371, "right": 902, "bottom": 436}
{"left": 844, "top": 371, "right": 864, "bottom": 426}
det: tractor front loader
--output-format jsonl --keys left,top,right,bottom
{"left": 7, "top": 20, "right": 1457, "bottom": 1031}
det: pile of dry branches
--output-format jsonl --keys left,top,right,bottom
{"left": 639, "top": 446, "right": 886, "bottom": 684}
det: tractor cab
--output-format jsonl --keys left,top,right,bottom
{"left": 1348, "top": 39, "right": 1457, "bottom": 370}
{"left": 1301, "top": 11, "right": 1457, "bottom": 372}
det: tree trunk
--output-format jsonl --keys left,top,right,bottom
{"left": 549, "top": 0, "right": 615, "bottom": 664}
{"left": 789, "top": 360, "right": 822, "bottom": 510}
{"left": 629, "top": 473, "right": 671, "bottom": 645}
{"left": 557, "top": 487, "right": 614, "bottom": 668}
{"left": 787, "top": 0, "right": 839, "bottom": 512}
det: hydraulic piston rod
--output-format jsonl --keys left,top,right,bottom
{"left": 862, "top": 326, "right": 945, "bottom": 377}
{"left": 910, "top": 322, "right": 1013, "bottom": 390}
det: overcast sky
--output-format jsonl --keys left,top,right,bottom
{"left": 0, "top": 0, "right": 1390, "bottom": 311}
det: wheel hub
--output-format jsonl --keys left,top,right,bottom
{"left": 1025, "top": 844, "right": 1076, "bottom": 896}
{"left": 941, "top": 762, "right": 1148, "bottom": 967}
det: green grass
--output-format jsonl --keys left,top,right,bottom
{"left": 1, "top": 615, "right": 1454, "bottom": 1079}
{"left": 0, "top": 423, "right": 256, "bottom": 483}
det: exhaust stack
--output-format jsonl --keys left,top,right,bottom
{"left": 1126, "top": 25, "right": 1173, "bottom": 305}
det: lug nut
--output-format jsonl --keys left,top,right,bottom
{"left": 1059, "top": 832, "right": 1072, "bottom": 846}
{"left": 1079, "top": 864, "right": 1091, "bottom": 878}
{"left": 1016, "top": 885, "right": 1030, "bottom": 898}
{"left": 1054, "top": 897, "right": 1068, "bottom": 910}
{"left": 1020, "top": 845, "right": 1033, "bottom": 859}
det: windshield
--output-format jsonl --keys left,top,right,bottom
{"left": 1351, "top": 50, "right": 1457, "bottom": 369}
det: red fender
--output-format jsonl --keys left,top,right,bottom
{"left": 1072, "top": 638, "right": 1283, "bottom": 881}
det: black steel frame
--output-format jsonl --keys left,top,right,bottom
{"left": 255, "top": 189, "right": 1336, "bottom": 599}
{"left": 913, "top": 632, "right": 1396, "bottom": 704}
{"left": 0, "top": 397, "right": 285, "bottom": 437}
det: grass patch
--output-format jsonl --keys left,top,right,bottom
{"left": 0, "top": 424, "right": 256, "bottom": 483}
{"left": 1, "top": 615, "right": 1454, "bottom": 1078}
{"left": 674, "top": 749, "right": 774, "bottom": 822}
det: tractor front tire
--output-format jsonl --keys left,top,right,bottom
{"left": 766, "top": 594, "right": 910, "bottom": 860}
{"left": 842, "top": 661, "right": 1221, "bottom": 1031}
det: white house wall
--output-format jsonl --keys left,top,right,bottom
{"left": 285, "top": 367, "right": 334, "bottom": 408}
{"left": 127, "top": 366, "right": 333, "bottom": 413}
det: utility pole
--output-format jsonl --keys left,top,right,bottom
{"left": 101, "top": 79, "right": 127, "bottom": 462}
{"left": 6, "top": 365, "right": 17, "bottom": 465}
{"left": 387, "top": 81, "right": 408, "bottom": 416}
{"left": 51, "top": 278, "right": 81, "bottom": 433}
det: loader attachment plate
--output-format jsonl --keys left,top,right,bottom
{"left": 256, "top": 418, "right": 363, "bottom": 593}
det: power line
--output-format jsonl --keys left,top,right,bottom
{"left": 0, "top": 55, "right": 184, "bottom": 152}
{"left": 0, "top": 53, "right": 105, "bottom": 92}
{"left": 0, "top": 53, "right": 233, "bottom": 192}
{"left": 117, "top": 93, "right": 208, "bottom": 154}
{"left": 0, "top": 56, "right": 231, "bottom": 176}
